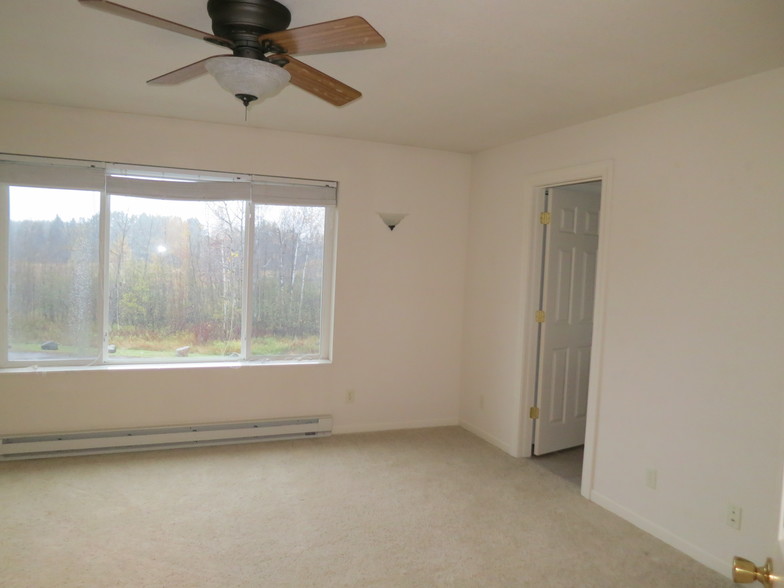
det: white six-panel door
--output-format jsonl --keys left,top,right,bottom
{"left": 533, "top": 182, "right": 601, "bottom": 455}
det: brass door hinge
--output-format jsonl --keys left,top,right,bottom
{"left": 535, "top": 310, "right": 546, "bottom": 323}
{"left": 530, "top": 406, "right": 540, "bottom": 419}
{"left": 540, "top": 211, "right": 551, "bottom": 225}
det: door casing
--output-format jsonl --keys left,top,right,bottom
{"left": 516, "top": 161, "right": 614, "bottom": 500}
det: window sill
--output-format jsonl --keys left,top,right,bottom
{"left": 0, "top": 359, "right": 331, "bottom": 375}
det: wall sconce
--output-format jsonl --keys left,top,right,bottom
{"left": 378, "top": 212, "right": 408, "bottom": 231}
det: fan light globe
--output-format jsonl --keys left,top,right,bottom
{"left": 206, "top": 56, "right": 291, "bottom": 106}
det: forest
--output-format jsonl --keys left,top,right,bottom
{"left": 8, "top": 201, "right": 326, "bottom": 361}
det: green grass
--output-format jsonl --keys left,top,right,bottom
{"left": 251, "top": 336, "right": 319, "bottom": 356}
{"left": 11, "top": 333, "right": 320, "bottom": 360}
{"left": 9, "top": 342, "right": 98, "bottom": 357}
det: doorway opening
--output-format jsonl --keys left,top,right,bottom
{"left": 532, "top": 445, "right": 585, "bottom": 486}
{"left": 530, "top": 180, "right": 602, "bottom": 486}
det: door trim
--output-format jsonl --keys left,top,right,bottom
{"left": 516, "top": 161, "right": 614, "bottom": 500}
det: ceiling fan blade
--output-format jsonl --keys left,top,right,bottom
{"left": 260, "top": 16, "right": 385, "bottom": 56}
{"left": 147, "top": 56, "right": 228, "bottom": 85}
{"left": 78, "top": 0, "right": 233, "bottom": 49}
{"left": 283, "top": 56, "right": 361, "bottom": 106}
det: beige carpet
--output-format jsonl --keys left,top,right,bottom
{"left": 0, "top": 427, "right": 731, "bottom": 587}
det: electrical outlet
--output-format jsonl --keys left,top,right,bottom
{"left": 727, "top": 504, "right": 742, "bottom": 530}
{"left": 646, "top": 468, "right": 657, "bottom": 489}
{"left": 345, "top": 389, "right": 356, "bottom": 404}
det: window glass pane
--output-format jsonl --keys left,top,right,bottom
{"left": 108, "top": 196, "right": 245, "bottom": 361}
{"left": 251, "top": 205, "right": 325, "bottom": 358}
{"left": 8, "top": 186, "right": 101, "bottom": 361}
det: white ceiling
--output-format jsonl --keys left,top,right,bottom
{"left": 2, "top": 1, "right": 784, "bottom": 153}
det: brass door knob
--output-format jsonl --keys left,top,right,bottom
{"left": 733, "top": 556, "right": 774, "bottom": 587}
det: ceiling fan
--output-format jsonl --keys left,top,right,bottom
{"left": 78, "top": 0, "right": 386, "bottom": 109}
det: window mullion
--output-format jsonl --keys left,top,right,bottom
{"left": 98, "top": 185, "right": 111, "bottom": 364}
{"left": 0, "top": 184, "right": 9, "bottom": 366}
{"left": 241, "top": 199, "right": 254, "bottom": 359}
{"left": 321, "top": 206, "right": 337, "bottom": 360}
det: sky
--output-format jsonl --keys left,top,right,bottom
{"left": 10, "top": 187, "right": 101, "bottom": 222}
{"left": 10, "top": 186, "right": 222, "bottom": 222}
{"left": 9, "top": 186, "right": 293, "bottom": 231}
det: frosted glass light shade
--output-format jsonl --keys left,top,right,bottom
{"left": 378, "top": 212, "right": 408, "bottom": 230}
{"left": 206, "top": 56, "right": 290, "bottom": 105}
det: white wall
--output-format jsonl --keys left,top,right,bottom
{"left": 3, "top": 67, "right": 782, "bottom": 579}
{"left": 0, "top": 100, "right": 471, "bottom": 436}
{"left": 461, "top": 67, "right": 784, "bottom": 575}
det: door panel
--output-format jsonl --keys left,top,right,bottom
{"left": 554, "top": 248, "right": 574, "bottom": 323}
{"left": 534, "top": 182, "right": 601, "bottom": 455}
{"left": 578, "top": 250, "right": 597, "bottom": 322}
{"left": 548, "top": 347, "right": 569, "bottom": 423}
{"left": 575, "top": 346, "right": 591, "bottom": 418}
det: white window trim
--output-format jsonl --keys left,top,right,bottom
{"left": 0, "top": 154, "right": 337, "bottom": 370}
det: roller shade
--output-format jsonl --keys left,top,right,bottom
{"left": 106, "top": 175, "right": 250, "bottom": 201}
{"left": 106, "top": 166, "right": 250, "bottom": 201}
{"left": 1, "top": 155, "right": 336, "bottom": 206}
{"left": 0, "top": 158, "right": 105, "bottom": 191}
{"left": 106, "top": 167, "right": 336, "bottom": 206}
{"left": 252, "top": 178, "right": 337, "bottom": 206}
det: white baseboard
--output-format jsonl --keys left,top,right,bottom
{"left": 333, "top": 419, "right": 520, "bottom": 458}
{"left": 332, "top": 417, "right": 459, "bottom": 436}
{"left": 458, "top": 420, "right": 519, "bottom": 456}
{"left": 590, "top": 491, "right": 730, "bottom": 579}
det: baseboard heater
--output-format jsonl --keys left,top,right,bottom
{"left": 0, "top": 415, "right": 333, "bottom": 461}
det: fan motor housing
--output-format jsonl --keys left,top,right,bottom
{"left": 207, "top": 0, "right": 292, "bottom": 39}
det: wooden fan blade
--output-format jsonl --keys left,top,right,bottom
{"left": 147, "top": 56, "right": 228, "bottom": 85}
{"left": 78, "top": 0, "right": 233, "bottom": 49}
{"left": 260, "top": 16, "right": 385, "bottom": 56}
{"left": 283, "top": 56, "right": 361, "bottom": 106}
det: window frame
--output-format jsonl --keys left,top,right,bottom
{"left": 0, "top": 154, "right": 337, "bottom": 370}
